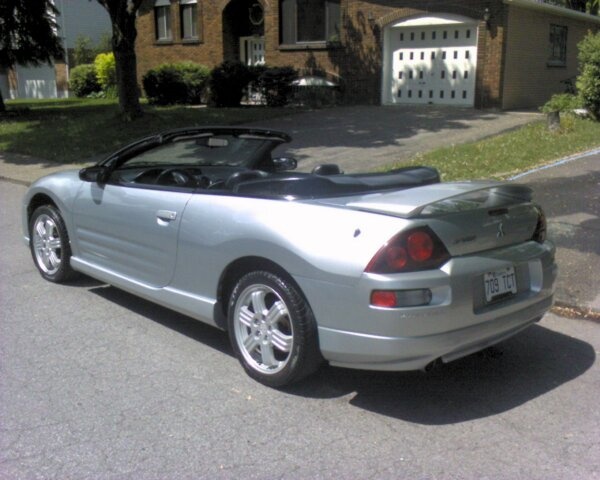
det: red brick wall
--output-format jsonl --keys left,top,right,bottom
{"left": 135, "top": 0, "right": 508, "bottom": 107}
{"left": 55, "top": 62, "right": 68, "bottom": 97}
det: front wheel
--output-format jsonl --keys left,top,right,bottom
{"left": 228, "top": 271, "right": 322, "bottom": 387}
{"left": 29, "top": 205, "right": 76, "bottom": 283}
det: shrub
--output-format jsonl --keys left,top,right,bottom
{"left": 69, "top": 64, "right": 101, "bottom": 97}
{"left": 142, "top": 62, "right": 210, "bottom": 105}
{"left": 143, "top": 65, "right": 187, "bottom": 105}
{"left": 208, "top": 61, "right": 252, "bottom": 107}
{"left": 577, "top": 63, "right": 600, "bottom": 120}
{"left": 576, "top": 31, "right": 600, "bottom": 120}
{"left": 541, "top": 93, "right": 583, "bottom": 113}
{"left": 178, "top": 62, "right": 211, "bottom": 103}
{"left": 94, "top": 52, "right": 117, "bottom": 91}
{"left": 256, "top": 66, "right": 297, "bottom": 107}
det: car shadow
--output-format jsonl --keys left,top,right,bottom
{"left": 87, "top": 284, "right": 233, "bottom": 356}
{"left": 80, "top": 282, "right": 594, "bottom": 425}
{"left": 285, "top": 324, "right": 595, "bottom": 424}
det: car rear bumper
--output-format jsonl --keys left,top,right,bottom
{"left": 317, "top": 294, "right": 551, "bottom": 371}
{"left": 297, "top": 240, "right": 557, "bottom": 371}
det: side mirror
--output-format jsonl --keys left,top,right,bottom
{"left": 79, "top": 165, "right": 110, "bottom": 184}
{"left": 272, "top": 157, "right": 297, "bottom": 172}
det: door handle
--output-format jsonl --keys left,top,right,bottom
{"left": 157, "top": 210, "right": 177, "bottom": 221}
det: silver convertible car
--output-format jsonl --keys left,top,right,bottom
{"left": 23, "top": 127, "right": 557, "bottom": 387}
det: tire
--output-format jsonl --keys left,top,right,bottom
{"left": 228, "top": 271, "right": 322, "bottom": 387}
{"left": 29, "top": 205, "right": 77, "bottom": 283}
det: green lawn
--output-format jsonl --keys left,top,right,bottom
{"left": 387, "top": 116, "right": 600, "bottom": 180}
{"left": 0, "top": 98, "right": 302, "bottom": 163}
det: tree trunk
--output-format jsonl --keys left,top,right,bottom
{"left": 0, "top": 90, "right": 5, "bottom": 113}
{"left": 546, "top": 111, "right": 561, "bottom": 132}
{"left": 114, "top": 45, "right": 142, "bottom": 121}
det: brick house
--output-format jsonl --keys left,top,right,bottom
{"left": 0, "top": 0, "right": 111, "bottom": 100}
{"left": 135, "top": 0, "right": 600, "bottom": 109}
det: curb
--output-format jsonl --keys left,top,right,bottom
{"left": 552, "top": 303, "right": 600, "bottom": 323}
{"left": 509, "top": 146, "right": 600, "bottom": 180}
{"left": 0, "top": 175, "right": 31, "bottom": 187}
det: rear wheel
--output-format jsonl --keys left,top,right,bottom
{"left": 228, "top": 271, "right": 322, "bottom": 387}
{"left": 29, "top": 205, "right": 76, "bottom": 283}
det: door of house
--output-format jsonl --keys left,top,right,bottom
{"left": 240, "top": 36, "right": 265, "bottom": 66}
{"left": 384, "top": 21, "right": 478, "bottom": 106}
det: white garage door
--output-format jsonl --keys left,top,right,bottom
{"left": 16, "top": 64, "right": 57, "bottom": 99}
{"left": 383, "top": 15, "right": 479, "bottom": 106}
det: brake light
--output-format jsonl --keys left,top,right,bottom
{"left": 370, "top": 291, "right": 398, "bottom": 308}
{"left": 365, "top": 227, "right": 450, "bottom": 274}
{"left": 407, "top": 230, "right": 434, "bottom": 261}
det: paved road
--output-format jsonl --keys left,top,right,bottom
{"left": 2, "top": 181, "right": 599, "bottom": 479}
{"left": 515, "top": 152, "right": 600, "bottom": 312}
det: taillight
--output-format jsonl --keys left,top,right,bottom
{"left": 532, "top": 205, "right": 547, "bottom": 243}
{"left": 365, "top": 226, "right": 450, "bottom": 274}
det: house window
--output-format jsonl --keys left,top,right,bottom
{"left": 549, "top": 24, "right": 567, "bottom": 67}
{"left": 280, "top": 0, "right": 340, "bottom": 44}
{"left": 180, "top": 0, "right": 198, "bottom": 40}
{"left": 154, "top": 1, "right": 172, "bottom": 41}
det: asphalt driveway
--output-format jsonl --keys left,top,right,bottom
{"left": 514, "top": 151, "right": 600, "bottom": 313}
{"left": 0, "top": 105, "right": 541, "bottom": 183}
{"left": 251, "top": 105, "right": 541, "bottom": 172}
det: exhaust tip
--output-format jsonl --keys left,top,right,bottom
{"left": 422, "top": 358, "right": 442, "bottom": 373}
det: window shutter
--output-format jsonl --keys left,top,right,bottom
{"left": 280, "top": 0, "right": 296, "bottom": 44}
{"left": 326, "top": 0, "right": 340, "bottom": 41}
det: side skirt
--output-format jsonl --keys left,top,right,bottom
{"left": 70, "top": 257, "right": 221, "bottom": 329}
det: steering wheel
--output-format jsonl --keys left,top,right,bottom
{"left": 156, "top": 167, "right": 199, "bottom": 188}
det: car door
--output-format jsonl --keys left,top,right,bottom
{"left": 72, "top": 180, "right": 192, "bottom": 288}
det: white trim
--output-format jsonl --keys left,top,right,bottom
{"left": 154, "top": 0, "right": 171, "bottom": 6}
{"left": 180, "top": 0, "right": 197, "bottom": 4}
{"left": 503, "top": 0, "right": 600, "bottom": 24}
{"left": 390, "top": 13, "right": 479, "bottom": 28}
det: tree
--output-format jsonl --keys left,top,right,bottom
{"left": 73, "top": 35, "right": 96, "bottom": 66}
{"left": 0, "top": 0, "right": 64, "bottom": 112}
{"left": 576, "top": 31, "right": 600, "bottom": 119}
{"left": 95, "top": 0, "right": 144, "bottom": 120}
{"left": 550, "top": 0, "right": 599, "bottom": 14}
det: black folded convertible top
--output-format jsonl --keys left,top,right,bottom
{"left": 233, "top": 166, "right": 440, "bottom": 199}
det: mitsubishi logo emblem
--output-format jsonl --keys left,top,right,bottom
{"left": 497, "top": 222, "right": 505, "bottom": 238}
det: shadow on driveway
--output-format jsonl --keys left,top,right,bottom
{"left": 287, "top": 324, "right": 595, "bottom": 424}
{"left": 76, "top": 279, "right": 594, "bottom": 425}
{"left": 252, "top": 105, "right": 540, "bottom": 172}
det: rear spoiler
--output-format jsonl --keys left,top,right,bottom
{"left": 347, "top": 182, "right": 533, "bottom": 218}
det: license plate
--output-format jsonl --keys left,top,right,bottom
{"left": 484, "top": 266, "right": 517, "bottom": 302}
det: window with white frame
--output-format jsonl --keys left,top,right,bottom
{"left": 155, "top": 0, "right": 172, "bottom": 41}
{"left": 548, "top": 24, "right": 567, "bottom": 67}
{"left": 180, "top": 0, "right": 198, "bottom": 40}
